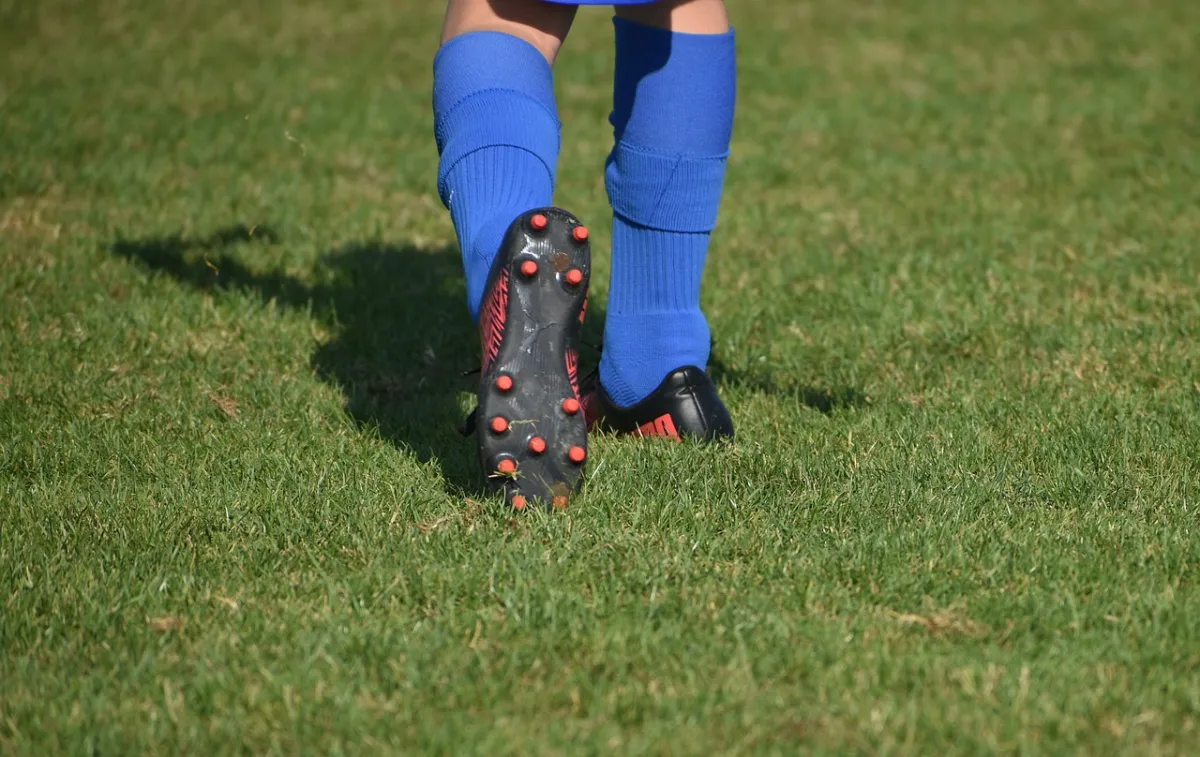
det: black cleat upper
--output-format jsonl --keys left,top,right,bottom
{"left": 582, "top": 366, "right": 734, "bottom": 442}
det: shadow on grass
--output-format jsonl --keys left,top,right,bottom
{"left": 110, "top": 224, "right": 500, "bottom": 494}
{"left": 110, "top": 223, "right": 865, "bottom": 494}
{"left": 707, "top": 356, "right": 868, "bottom": 414}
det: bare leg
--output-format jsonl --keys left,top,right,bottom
{"left": 441, "top": 0, "right": 578, "bottom": 64}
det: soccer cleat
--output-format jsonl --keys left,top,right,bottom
{"left": 581, "top": 365, "right": 734, "bottom": 442}
{"left": 467, "top": 207, "right": 591, "bottom": 508}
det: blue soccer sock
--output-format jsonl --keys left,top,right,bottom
{"left": 599, "top": 17, "right": 736, "bottom": 407}
{"left": 433, "top": 32, "right": 560, "bottom": 321}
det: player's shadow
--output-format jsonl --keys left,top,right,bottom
{"left": 108, "top": 223, "right": 592, "bottom": 494}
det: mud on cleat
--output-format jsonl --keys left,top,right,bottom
{"left": 580, "top": 366, "right": 734, "bottom": 442}
{"left": 464, "top": 207, "right": 591, "bottom": 509}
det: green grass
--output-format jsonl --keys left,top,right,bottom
{"left": 2, "top": 0, "right": 1199, "bottom": 753}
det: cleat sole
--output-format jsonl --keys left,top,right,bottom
{"left": 476, "top": 207, "right": 591, "bottom": 507}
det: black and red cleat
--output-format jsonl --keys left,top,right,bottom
{"left": 581, "top": 366, "right": 734, "bottom": 442}
{"left": 468, "top": 207, "right": 591, "bottom": 508}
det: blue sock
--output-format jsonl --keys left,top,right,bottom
{"left": 433, "top": 32, "right": 560, "bottom": 321}
{"left": 599, "top": 18, "right": 736, "bottom": 407}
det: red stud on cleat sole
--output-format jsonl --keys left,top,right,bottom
{"left": 552, "top": 496, "right": 568, "bottom": 510}
{"left": 490, "top": 416, "right": 509, "bottom": 434}
{"left": 572, "top": 226, "right": 589, "bottom": 243}
{"left": 511, "top": 494, "right": 527, "bottom": 510}
{"left": 562, "top": 398, "right": 580, "bottom": 415}
{"left": 520, "top": 260, "right": 538, "bottom": 277}
{"left": 568, "top": 446, "right": 586, "bottom": 464}
{"left": 495, "top": 375, "right": 513, "bottom": 392}
{"left": 530, "top": 213, "right": 548, "bottom": 231}
{"left": 528, "top": 436, "right": 547, "bottom": 455}
{"left": 497, "top": 458, "right": 516, "bottom": 475}
{"left": 565, "top": 269, "right": 583, "bottom": 286}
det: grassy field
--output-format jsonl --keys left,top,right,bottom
{"left": 2, "top": 0, "right": 1199, "bottom": 753}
